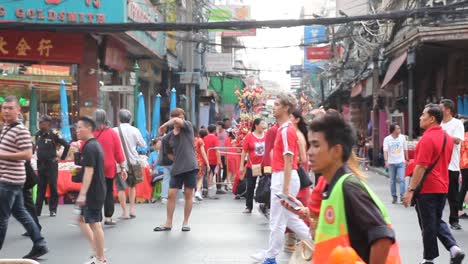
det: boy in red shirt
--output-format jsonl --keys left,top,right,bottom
{"left": 203, "top": 124, "right": 222, "bottom": 198}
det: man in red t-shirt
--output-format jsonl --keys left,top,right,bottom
{"left": 251, "top": 94, "right": 310, "bottom": 264}
{"left": 203, "top": 124, "right": 222, "bottom": 198}
{"left": 403, "top": 104, "right": 465, "bottom": 264}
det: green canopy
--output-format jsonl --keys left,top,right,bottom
{"left": 208, "top": 76, "right": 244, "bottom": 104}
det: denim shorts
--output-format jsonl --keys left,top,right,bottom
{"left": 81, "top": 207, "right": 103, "bottom": 224}
{"left": 170, "top": 169, "right": 198, "bottom": 189}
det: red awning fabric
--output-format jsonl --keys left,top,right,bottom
{"left": 350, "top": 82, "right": 363, "bottom": 97}
{"left": 381, "top": 52, "right": 407, "bottom": 88}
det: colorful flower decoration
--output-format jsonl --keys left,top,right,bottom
{"left": 233, "top": 86, "right": 266, "bottom": 146}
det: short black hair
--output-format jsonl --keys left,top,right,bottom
{"left": 208, "top": 124, "right": 217, "bottom": 133}
{"left": 199, "top": 129, "right": 208, "bottom": 138}
{"left": 223, "top": 118, "right": 230, "bottom": 122}
{"left": 4, "top": 95, "right": 19, "bottom": 105}
{"left": 425, "top": 103, "right": 443, "bottom": 124}
{"left": 389, "top": 123, "right": 399, "bottom": 134}
{"left": 440, "top": 99, "right": 456, "bottom": 115}
{"left": 309, "top": 112, "right": 356, "bottom": 162}
{"left": 216, "top": 121, "right": 226, "bottom": 129}
{"left": 78, "top": 116, "right": 96, "bottom": 131}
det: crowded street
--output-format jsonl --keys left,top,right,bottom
{"left": 0, "top": 170, "right": 464, "bottom": 263}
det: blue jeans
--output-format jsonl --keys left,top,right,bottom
{"left": 388, "top": 162, "right": 406, "bottom": 198}
{"left": 0, "top": 182, "right": 45, "bottom": 250}
{"left": 161, "top": 166, "right": 172, "bottom": 199}
{"left": 415, "top": 194, "right": 457, "bottom": 260}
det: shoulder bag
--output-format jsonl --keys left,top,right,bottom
{"left": 411, "top": 133, "right": 447, "bottom": 206}
{"left": 118, "top": 126, "right": 143, "bottom": 185}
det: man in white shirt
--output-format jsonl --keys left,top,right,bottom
{"left": 114, "top": 109, "right": 146, "bottom": 219}
{"left": 383, "top": 123, "right": 408, "bottom": 204}
{"left": 441, "top": 99, "right": 465, "bottom": 230}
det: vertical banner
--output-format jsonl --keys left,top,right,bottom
{"left": 60, "top": 80, "right": 72, "bottom": 142}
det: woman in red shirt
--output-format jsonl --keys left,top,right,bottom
{"left": 240, "top": 118, "right": 266, "bottom": 214}
{"left": 93, "top": 109, "right": 127, "bottom": 225}
{"left": 194, "top": 128, "right": 210, "bottom": 201}
{"left": 224, "top": 129, "right": 240, "bottom": 191}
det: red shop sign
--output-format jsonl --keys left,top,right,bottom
{"left": 0, "top": 30, "right": 84, "bottom": 63}
{"left": 306, "top": 45, "right": 333, "bottom": 60}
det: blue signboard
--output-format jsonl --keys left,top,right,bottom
{"left": 304, "top": 26, "right": 328, "bottom": 44}
{"left": 0, "top": 0, "right": 126, "bottom": 23}
{"left": 126, "top": 0, "right": 166, "bottom": 58}
{"left": 290, "top": 65, "right": 303, "bottom": 78}
{"left": 304, "top": 55, "right": 325, "bottom": 71}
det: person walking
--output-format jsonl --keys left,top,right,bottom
{"left": 114, "top": 109, "right": 146, "bottom": 219}
{"left": 440, "top": 99, "right": 465, "bottom": 230}
{"left": 75, "top": 116, "right": 107, "bottom": 264}
{"left": 283, "top": 111, "right": 400, "bottom": 263}
{"left": 159, "top": 128, "right": 174, "bottom": 204}
{"left": 93, "top": 109, "right": 127, "bottom": 226}
{"left": 251, "top": 94, "right": 310, "bottom": 264}
{"left": 458, "top": 121, "right": 468, "bottom": 218}
{"left": 240, "top": 118, "right": 266, "bottom": 214}
{"left": 154, "top": 108, "right": 198, "bottom": 232}
{"left": 34, "top": 115, "right": 70, "bottom": 217}
{"left": 0, "top": 96, "right": 48, "bottom": 259}
{"left": 194, "top": 127, "right": 209, "bottom": 201}
{"left": 217, "top": 121, "right": 228, "bottom": 194}
{"left": 383, "top": 123, "right": 408, "bottom": 204}
{"left": 203, "top": 124, "right": 222, "bottom": 199}
{"left": 403, "top": 103, "right": 465, "bottom": 264}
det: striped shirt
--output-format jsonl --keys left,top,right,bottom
{"left": 0, "top": 123, "right": 32, "bottom": 185}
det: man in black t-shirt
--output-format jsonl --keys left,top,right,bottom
{"left": 76, "top": 116, "right": 107, "bottom": 264}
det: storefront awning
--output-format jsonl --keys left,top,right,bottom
{"left": 381, "top": 52, "right": 407, "bottom": 88}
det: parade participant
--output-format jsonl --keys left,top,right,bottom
{"left": 0, "top": 96, "right": 48, "bottom": 259}
{"left": 383, "top": 123, "right": 408, "bottom": 204}
{"left": 203, "top": 124, "right": 222, "bottom": 199}
{"left": 251, "top": 94, "right": 310, "bottom": 264}
{"left": 194, "top": 127, "right": 209, "bottom": 201}
{"left": 75, "top": 116, "right": 107, "bottom": 264}
{"left": 224, "top": 128, "right": 238, "bottom": 191}
{"left": 154, "top": 108, "right": 198, "bottom": 232}
{"left": 35, "top": 115, "right": 70, "bottom": 217}
{"left": 403, "top": 104, "right": 465, "bottom": 264}
{"left": 440, "top": 99, "right": 465, "bottom": 230}
{"left": 259, "top": 122, "right": 279, "bottom": 218}
{"left": 284, "top": 109, "right": 311, "bottom": 252}
{"left": 458, "top": 121, "right": 468, "bottom": 218}
{"left": 217, "top": 121, "right": 228, "bottom": 194}
{"left": 93, "top": 109, "right": 127, "bottom": 226}
{"left": 114, "top": 109, "right": 146, "bottom": 219}
{"left": 240, "top": 118, "right": 266, "bottom": 214}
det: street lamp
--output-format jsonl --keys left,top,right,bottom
{"left": 133, "top": 61, "right": 140, "bottom": 125}
{"left": 407, "top": 49, "right": 416, "bottom": 139}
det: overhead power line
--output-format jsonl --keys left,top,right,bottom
{"left": 0, "top": 2, "right": 467, "bottom": 32}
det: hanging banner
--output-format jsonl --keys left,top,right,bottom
{"left": 306, "top": 45, "right": 333, "bottom": 60}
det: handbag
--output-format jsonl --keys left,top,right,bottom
{"left": 411, "top": 133, "right": 447, "bottom": 206}
{"left": 288, "top": 240, "right": 314, "bottom": 264}
{"left": 118, "top": 126, "right": 144, "bottom": 184}
{"left": 255, "top": 175, "right": 271, "bottom": 204}
{"left": 298, "top": 166, "right": 313, "bottom": 189}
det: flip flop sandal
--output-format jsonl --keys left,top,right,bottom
{"left": 181, "top": 226, "right": 191, "bottom": 232}
{"left": 154, "top": 226, "right": 172, "bottom": 232}
{"left": 104, "top": 220, "right": 117, "bottom": 226}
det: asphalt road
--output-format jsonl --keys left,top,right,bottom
{"left": 2, "top": 171, "right": 468, "bottom": 263}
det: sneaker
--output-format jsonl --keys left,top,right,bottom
{"left": 50, "top": 211, "right": 57, "bottom": 217}
{"left": 262, "top": 258, "right": 277, "bottom": 264}
{"left": 195, "top": 192, "right": 203, "bottom": 201}
{"left": 392, "top": 197, "right": 397, "bottom": 204}
{"left": 451, "top": 223, "right": 462, "bottom": 230}
{"left": 23, "top": 244, "right": 49, "bottom": 259}
{"left": 84, "top": 256, "right": 107, "bottom": 264}
{"left": 161, "top": 198, "right": 168, "bottom": 204}
{"left": 451, "top": 251, "right": 465, "bottom": 264}
{"left": 250, "top": 250, "right": 267, "bottom": 262}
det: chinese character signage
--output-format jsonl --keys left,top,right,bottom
{"left": 0, "top": 0, "right": 125, "bottom": 24}
{"left": 126, "top": 0, "right": 166, "bottom": 58}
{"left": 304, "top": 26, "right": 328, "bottom": 44}
{"left": 0, "top": 30, "right": 84, "bottom": 63}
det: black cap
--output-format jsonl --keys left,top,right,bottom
{"left": 39, "top": 115, "right": 52, "bottom": 123}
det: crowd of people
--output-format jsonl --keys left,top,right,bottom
{"left": 1, "top": 94, "right": 468, "bottom": 264}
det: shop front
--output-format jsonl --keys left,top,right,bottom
{"left": 0, "top": 0, "right": 126, "bottom": 131}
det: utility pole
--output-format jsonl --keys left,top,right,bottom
{"left": 184, "top": 0, "right": 195, "bottom": 122}
{"left": 407, "top": 49, "right": 416, "bottom": 139}
{"left": 372, "top": 53, "right": 380, "bottom": 166}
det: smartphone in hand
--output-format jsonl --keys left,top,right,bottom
{"left": 275, "top": 193, "right": 302, "bottom": 211}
